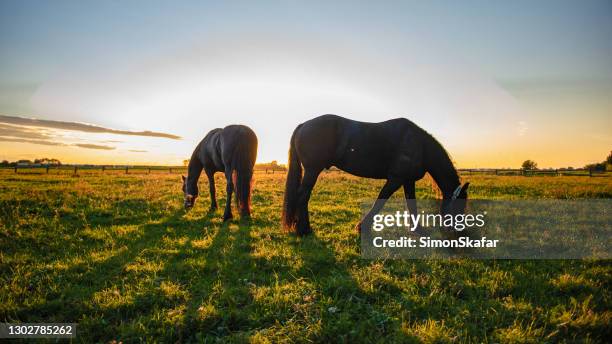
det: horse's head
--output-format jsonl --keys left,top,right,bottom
{"left": 441, "top": 182, "right": 470, "bottom": 228}
{"left": 181, "top": 175, "right": 198, "bottom": 210}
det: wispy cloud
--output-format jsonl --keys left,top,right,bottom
{"left": 0, "top": 123, "right": 53, "bottom": 140}
{"left": 128, "top": 149, "right": 148, "bottom": 153}
{"left": 517, "top": 121, "right": 528, "bottom": 137}
{"left": 0, "top": 115, "right": 181, "bottom": 139}
{"left": 0, "top": 136, "right": 64, "bottom": 146}
{"left": 0, "top": 136, "right": 115, "bottom": 150}
{"left": 73, "top": 143, "right": 115, "bottom": 150}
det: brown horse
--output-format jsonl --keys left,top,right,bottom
{"left": 282, "top": 114, "right": 468, "bottom": 235}
{"left": 182, "top": 125, "right": 258, "bottom": 221}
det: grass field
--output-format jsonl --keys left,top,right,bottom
{"left": 0, "top": 170, "right": 611, "bottom": 343}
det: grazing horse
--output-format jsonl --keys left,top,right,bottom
{"left": 282, "top": 114, "right": 469, "bottom": 235}
{"left": 182, "top": 125, "right": 258, "bottom": 221}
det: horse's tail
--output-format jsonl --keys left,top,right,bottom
{"left": 232, "top": 129, "right": 257, "bottom": 217}
{"left": 282, "top": 126, "right": 302, "bottom": 230}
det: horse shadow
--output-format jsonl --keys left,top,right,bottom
{"left": 290, "top": 233, "right": 407, "bottom": 342}
{"left": 166, "top": 217, "right": 257, "bottom": 341}
{"left": 14, "top": 198, "right": 407, "bottom": 342}
{"left": 15, "top": 209, "right": 216, "bottom": 322}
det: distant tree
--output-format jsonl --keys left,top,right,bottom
{"left": 586, "top": 162, "right": 606, "bottom": 171}
{"left": 0, "top": 160, "right": 8, "bottom": 166}
{"left": 33, "top": 158, "right": 61, "bottom": 165}
{"left": 183, "top": 159, "right": 190, "bottom": 167}
{"left": 585, "top": 151, "right": 612, "bottom": 171}
{"left": 521, "top": 160, "right": 537, "bottom": 170}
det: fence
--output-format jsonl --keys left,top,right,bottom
{"left": 1, "top": 165, "right": 288, "bottom": 176}
{"left": 2, "top": 165, "right": 609, "bottom": 177}
{"left": 2, "top": 165, "right": 188, "bottom": 175}
{"left": 458, "top": 168, "right": 609, "bottom": 177}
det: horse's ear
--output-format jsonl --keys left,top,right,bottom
{"left": 181, "top": 175, "right": 186, "bottom": 182}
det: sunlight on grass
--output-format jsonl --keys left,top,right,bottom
{"left": 0, "top": 170, "right": 610, "bottom": 342}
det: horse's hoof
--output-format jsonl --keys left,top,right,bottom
{"left": 296, "top": 226, "right": 313, "bottom": 236}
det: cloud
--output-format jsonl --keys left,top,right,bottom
{"left": 128, "top": 149, "right": 148, "bottom": 152}
{"left": 0, "top": 136, "right": 64, "bottom": 146}
{"left": 517, "top": 121, "right": 528, "bottom": 137}
{"left": 73, "top": 143, "right": 115, "bottom": 150}
{"left": 0, "top": 136, "right": 115, "bottom": 150}
{"left": 0, "top": 115, "right": 181, "bottom": 139}
{"left": 0, "top": 123, "right": 52, "bottom": 140}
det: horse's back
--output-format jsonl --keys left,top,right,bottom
{"left": 222, "top": 124, "right": 257, "bottom": 140}
{"left": 220, "top": 125, "right": 258, "bottom": 166}
{"left": 294, "top": 115, "right": 426, "bottom": 178}
{"left": 198, "top": 125, "right": 258, "bottom": 172}
{"left": 221, "top": 125, "right": 257, "bottom": 150}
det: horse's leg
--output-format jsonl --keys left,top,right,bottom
{"left": 403, "top": 181, "right": 421, "bottom": 233}
{"left": 403, "top": 180, "right": 417, "bottom": 214}
{"left": 296, "top": 168, "right": 322, "bottom": 236}
{"left": 357, "top": 179, "right": 403, "bottom": 232}
{"left": 222, "top": 169, "right": 234, "bottom": 222}
{"left": 206, "top": 169, "right": 217, "bottom": 211}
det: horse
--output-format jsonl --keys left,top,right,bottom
{"left": 282, "top": 114, "right": 469, "bottom": 235}
{"left": 182, "top": 125, "right": 258, "bottom": 221}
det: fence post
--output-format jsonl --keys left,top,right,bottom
{"left": 46, "top": 165, "right": 50, "bottom": 174}
{"left": 102, "top": 166, "right": 105, "bottom": 173}
{"left": 589, "top": 167, "right": 592, "bottom": 177}
{"left": 125, "top": 166, "right": 129, "bottom": 174}
{"left": 148, "top": 168, "right": 151, "bottom": 174}
{"left": 73, "top": 166, "right": 78, "bottom": 175}
{"left": 169, "top": 168, "right": 172, "bottom": 174}
{"left": 14, "top": 165, "right": 17, "bottom": 173}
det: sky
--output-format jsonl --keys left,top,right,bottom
{"left": 0, "top": 0, "right": 611, "bottom": 168}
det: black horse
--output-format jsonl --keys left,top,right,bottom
{"left": 182, "top": 125, "right": 258, "bottom": 221}
{"left": 282, "top": 114, "right": 469, "bottom": 235}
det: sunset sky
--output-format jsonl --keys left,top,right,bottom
{"left": 1, "top": 0, "right": 611, "bottom": 168}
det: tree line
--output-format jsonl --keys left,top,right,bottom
{"left": 0, "top": 158, "right": 62, "bottom": 167}
{"left": 522, "top": 151, "right": 611, "bottom": 171}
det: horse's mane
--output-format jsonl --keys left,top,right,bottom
{"left": 406, "top": 120, "right": 460, "bottom": 191}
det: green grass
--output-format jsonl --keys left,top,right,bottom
{"left": 0, "top": 170, "right": 610, "bottom": 343}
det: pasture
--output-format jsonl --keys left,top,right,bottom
{"left": 0, "top": 170, "right": 610, "bottom": 342}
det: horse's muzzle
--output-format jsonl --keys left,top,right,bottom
{"left": 184, "top": 195, "right": 196, "bottom": 210}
